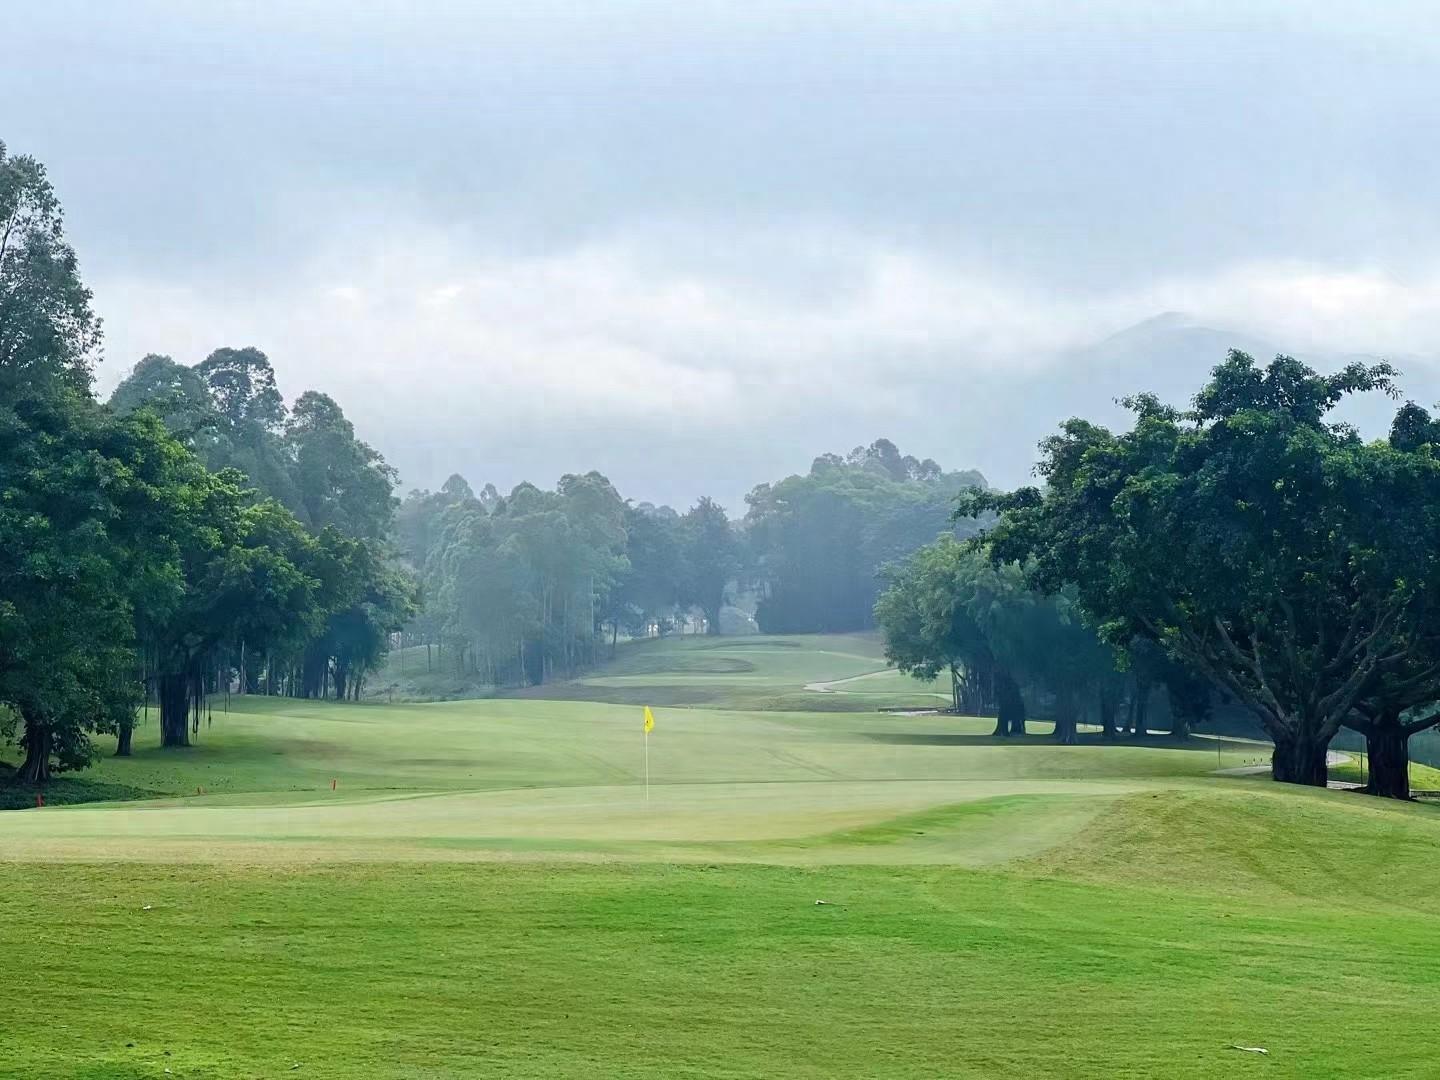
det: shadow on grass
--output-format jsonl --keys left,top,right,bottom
{"left": 863, "top": 730, "right": 1262, "bottom": 754}
{"left": 0, "top": 760, "right": 160, "bottom": 810}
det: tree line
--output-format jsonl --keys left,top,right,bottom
{"left": 397, "top": 477, "right": 744, "bottom": 685}
{"left": 879, "top": 351, "right": 1440, "bottom": 799}
{"left": 395, "top": 439, "right": 985, "bottom": 688}
{"left": 875, "top": 540, "right": 1211, "bottom": 744}
{"left": 0, "top": 141, "right": 413, "bottom": 783}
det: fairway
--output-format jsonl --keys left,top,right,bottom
{"left": 5, "top": 634, "right": 1440, "bottom": 1078}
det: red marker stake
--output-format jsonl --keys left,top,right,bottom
{"left": 35, "top": 792, "right": 43, "bottom": 808}
{"left": 331, "top": 778, "right": 337, "bottom": 791}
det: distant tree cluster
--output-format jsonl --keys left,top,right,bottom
{"left": 746, "top": 439, "right": 987, "bottom": 633}
{"left": 396, "top": 438, "right": 989, "bottom": 689}
{"left": 396, "top": 478, "right": 743, "bottom": 686}
{"left": 0, "top": 141, "right": 413, "bottom": 783}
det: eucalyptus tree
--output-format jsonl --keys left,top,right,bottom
{"left": 0, "top": 140, "right": 100, "bottom": 395}
{"left": 285, "top": 390, "right": 397, "bottom": 540}
{"left": 606, "top": 503, "right": 685, "bottom": 645}
{"left": 680, "top": 497, "right": 742, "bottom": 636}
{"left": 746, "top": 440, "right": 985, "bottom": 634}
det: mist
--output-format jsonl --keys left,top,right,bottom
{"left": 8, "top": 1, "right": 1440, "bottom": 506}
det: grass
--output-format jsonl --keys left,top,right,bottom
{"left": 4, "top": 632, "right": 1440, "bottom": 1077}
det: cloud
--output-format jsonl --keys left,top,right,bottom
{"left": 90, "top": 217, "right": 1440, "bottom": 507}
{"left": 1138, "top": 263, "right": 1440, "bottom": 360}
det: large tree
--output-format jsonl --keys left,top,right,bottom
{"left": 0, "top": 141, "right": 131, "bottom": 781}
{"left": 967, "top": 352, "right": 1440, "bottom": 787}
{"left": 1337, "top": 401, "right": 1440, "bottom": 797}
{"left": 142, "top": 484, "right": 321, "bottom": 747}
{"left": 680, "top": 497, "right": 742, "bottom": 636}
{"left": 0, "top": 393, "right": 138, "bottom": 780}
{"left": 286, "top": 390, "right": 397, "bottom": 540}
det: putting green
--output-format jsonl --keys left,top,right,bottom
{"left": 0, "top": 633, "right": 1273, "bottom": 864}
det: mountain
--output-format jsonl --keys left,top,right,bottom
{"left": 967, "top": 312, "right": 1435, "bottom": 489}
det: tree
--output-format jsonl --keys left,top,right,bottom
{"left": 1336, "top": 401, "right": 1440, "bottom": 798}
{"left": 965, "top": 351, "right": 1436, "bottom": 787}
{"left": 286, "top": 391, "right": 397, "bottom": 540}
{"left": 876, "top": 537, "right": 1125, "bottom": 742}
{"left": 747, "top": 441, "right": 986, "bottom": 633}
{"left": 109, "top": 354, "right": 218, "bottom": 443}
{"left": 0, "top": 141, "right": 100, "bottom": 395}
{"left": 0, "top": 393, "right": 138, "bottom": 780}
{"left": 875, "top": 538, "right": 1011, "bottom": 726}
{"left": 300, "top": 535, "right": 418, "bottom": 701}
{"left": 414, "top": 473, "right": 629, "bottom": 687}
{"left": 607, "top": 504, "right": 684, "bottom": 645}
{"left": 680, "top": 497, "right": 742, "bottom": 635}
{"left": 143, "top": 482, "right": 321, "bottom": 747}
{"left": 0, "top": 141, "right": 129, "bottom": 781}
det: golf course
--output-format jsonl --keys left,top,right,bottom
{"left": 5, "top": 633, "right": 1440, "bottom": 1079}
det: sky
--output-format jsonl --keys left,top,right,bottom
{"left": 7, "top": 1, "right": 1440, "bottom": 508}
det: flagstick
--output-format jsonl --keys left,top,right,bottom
{"left": 644, "top": 727, "right": 650, "bottom": 803}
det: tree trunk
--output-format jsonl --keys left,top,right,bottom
{"left": 159, "top": 671, "right": 191, "bottom": 748}
{"left": 14, "top": 714, "right": 52, "bottom": 785}
{"left": 1052, "top": 691, "right": 1078, "bottom": 745}
{"left": 115, "top": 719, "right": 134, "bottom": 757}
{"left": 1365, "top": 724, "right": 1411, "bottom": 800}
{"left": 1130, "top": 679, "right": 1151, "bottom": 738}
{"left": 1270, "top": 733, "right": 1329, "bottom": 787}
{"left": 997, "top": 668, "right": 1026, "bottom": 737}
{"left": 1098, "top": 682, "right": 1118, "bottom": 741}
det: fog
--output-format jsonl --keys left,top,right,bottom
{"left": 8, "top": 0, "right": 1440, "bottom": 505}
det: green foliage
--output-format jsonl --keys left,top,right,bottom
{"left": 875, "top": 537, "right": 1121, "bottom": 739}
{"left": 966, "top": 350, "right": 1440, "bottom": 784}
{"left": 0, "top": 141, "right": 100, "bottom": 394}
{"left": 747, "top": 439, "right": 986, "bottom": 633}
{"left": 111, "top": 347, "right": 411, "bottom": 709}
{"left": 679, "top": 496, "right": 742, "bottom": 635}
{"left": 0, "top": 142, "right": 412, "bottom": 778}
{"left": 0, "top": 391, "right": 139, "bottom": 777}
{"left": 413, "top": 472, "right": 631, "bottom": 685}
{"left": 608, "top": 503, "right": 685, "bottom": 636}
{"left": 286, "top": 389, "right": 396, "bottom": 539}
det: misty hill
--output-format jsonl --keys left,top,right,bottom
{"left": 981, "top": 312, "right": 1426, "bottom": 484}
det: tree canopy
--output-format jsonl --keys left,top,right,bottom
{"left": 746, "top": 439, "right": 986, "bottom": 634}
{"left": 963, "top": 351, "right": 1440, "bottom": 787}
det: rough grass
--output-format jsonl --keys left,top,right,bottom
{"left": 5, "top": 633, "right": 1440, "bottom": 1077}
{"left": 8, "top": 848, "right": 1440, "bottom": 1079}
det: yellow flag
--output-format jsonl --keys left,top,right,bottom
{"left": 643, "top": 706, "right": 655, "bottom": 734}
